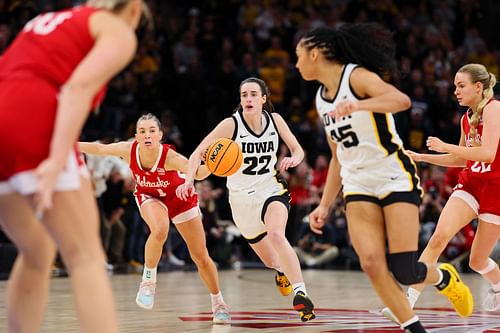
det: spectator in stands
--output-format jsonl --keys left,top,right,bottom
{"left": 294, "top": 221, "right": 339, "bottom": 268}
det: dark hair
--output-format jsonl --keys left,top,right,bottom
{"left": 299, "top": 23, "right": 396, "bottom": 77}
{"left": 236, "top": 77, "right": 276, "bottom": 113}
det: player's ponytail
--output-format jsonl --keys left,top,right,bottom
{"left": 298, "top": 23, "right": 397, "bottom": 77}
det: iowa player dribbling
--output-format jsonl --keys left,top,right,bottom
{"left": 177, "top": 77, "right": 316, "bottom": 322}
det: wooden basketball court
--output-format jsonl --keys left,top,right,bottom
{"left": 0, "top": 268, "right": 499, "bottom": 332}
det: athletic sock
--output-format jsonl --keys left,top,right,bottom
{"left": 142, "top": 266, "right": 157, "bottom": 283}
{"left": 435, "top": 268, "right": 450, "bottom": 291}
{"left": 401, "top": 316, "right": 426, "bottom": 333}
{"left": 407, "top": 287, "right": 421, "bottom": 308}
{"left": 292, "top": 282, "right": 307, "bottom": 296}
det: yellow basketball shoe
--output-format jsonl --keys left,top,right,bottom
{"left": 293, "top": 291, "right": 316, "bottom": 322}
{"left": 275, "top": 272, "right": 292, "bottom": 296}
{"left": 437, "top": 263, "right": 474, "bottom": 317}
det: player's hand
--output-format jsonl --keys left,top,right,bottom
{"left": 426, "top": 136, "right": 448, "bottom": 153}
{"left": 176, "top": 182, "right": 195, "bottom": 201}
{"left": 308, "top": 205, "right": 330, "bottom": 235}
{"left": 201, "top": 147, "right": 209, "bottom": 163}
{"left": 279, "top": 156, "right": 300, "bottom": 172}
{"left": 328, "top": 100, "right": 359, "bottom": 121}
{"left": 405, "top": 150, "right": 424, "bottom": 162}
{"left": 34, "top": 158, "right": 64, "bottom": 218}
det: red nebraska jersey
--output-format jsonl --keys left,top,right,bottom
{"left": 461, "top": 100, "right": 500, "bottom": 179}
{"left": 129, "top": 141, "right": 198, "bottom": 217}
{"left": 1, "top": 6, "right": 96, "bottom": 87}
{"left": 0, "top": 6, "right": 105, "bottom": 180}
{"left": 0, "top": 6, "right": 107, "bottom": 107}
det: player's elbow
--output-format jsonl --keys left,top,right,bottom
{"left": 194, "top": 166, "right": 210, "bottom": 180}
{"left": 483, "top": 150, "right": 496, "bottom": 163}
{"left": 61, "top": 80, "right": 96, "bottom": 104}
{"left": 397, "top": 93, "right": 411, "bottom": 111}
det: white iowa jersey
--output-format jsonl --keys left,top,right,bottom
{"left": 316, "top": 63, "right": 404, "bottom": 174}
{"left": 226, "top": 110, "right": 285, "bottom": 192}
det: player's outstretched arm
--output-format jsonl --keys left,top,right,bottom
{"left": 165, "top": 150, "right": 211, "bottom": 180}
{"left": 78, "top": 141, "right": 132, "bottom": 160}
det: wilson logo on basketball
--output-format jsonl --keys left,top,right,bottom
{"left": 209, "top": 143, "right": 224, "bottom": 162}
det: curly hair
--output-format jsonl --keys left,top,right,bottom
{"left": 299, "top": 23, "right": 397, "bottom": 77}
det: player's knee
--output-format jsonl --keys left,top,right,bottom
{"left": 190, "top": 248, "right": 211, "bottom": 268}
{"left": 266, "top": 229, "right": 287, "bottom": 246}
{"left": 427, "top": 230, "right": 452, "bottom": 251}
{"left": 388, "top": 252, "right": 427, "bottom": 285}
{"left": 468, "top": 255, "right": 483, "bottom": 272}
{"left": 359, "top": 255, "right": 384, "bottom": 279}
{"left": 22, "top": 247, "right": 55, "bottom": 272}
{"left": 151, "top": 224, "right": 168, "bottom": 242}
{"left": 470, "top": 257, "right": 498, "bottom": 275}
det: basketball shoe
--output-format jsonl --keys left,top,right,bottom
{"left": 293, "top": 291, "right": 316, "bottom": 321}
{"left": 212, "top": 301, "right": 231, "bottom": 324}
{"left": 136, "top": 281, "right": 156, "bottom": 310}
{"left": 275, "top": 272, "right": 292, "bottom": 296}
{"left": 483, "top": 288, "right": 500, "bottom": 311}
{"left": 437, "top": 263, "right": 473, "bottom": 317}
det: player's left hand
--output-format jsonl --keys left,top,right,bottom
{"left": 176, "top": 182, "right": 196, "bottom": 201}
{"left": 279, "top": 156, "right": 300, "bottom": 172}
{"left": 34, "top": 158, "right": 64, "bottom": 218}
{"left": 328, "top": 100, "right": 359, "bottom": 121}
{"left": 426, "top": 136, "right": 448, "bottom": 153}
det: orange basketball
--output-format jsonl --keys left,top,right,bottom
{"left": 205, "top": 138, "right": 243, "bottom": 177}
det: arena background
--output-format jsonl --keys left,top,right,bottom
{"left": 0, "top": 0, "right": 499, "bottom": 275}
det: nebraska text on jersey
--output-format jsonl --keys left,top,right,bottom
{"left": 135, "top": 175, "right": 170, "bottom": 188}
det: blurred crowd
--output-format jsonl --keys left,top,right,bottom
{"left": 1, "top": 0, "right": 499, "bottom": 274}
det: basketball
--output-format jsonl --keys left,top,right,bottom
{"left": 204, "top": 138, "right": 243, "bottom": 177}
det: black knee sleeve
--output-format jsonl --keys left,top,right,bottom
{"left": 388, "top": 251, "right": 427, "bottom": 285}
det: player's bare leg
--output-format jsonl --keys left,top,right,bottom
{"left": 43, "top": 177, "right": 118, "bottom": 333}
{"left": 177, "top": 216, "right": 230, "bottom": 324}
{"left": 0, "top": 194, "right": 56, "bottom": 333}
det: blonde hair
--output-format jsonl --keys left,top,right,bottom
{"left": 86, "top": 0, "right": 130, "bottom": 11}
{"left": 86, "top": 0, "right": 153, "bottom": 30}
{"left": 457, "top": 63, "right": 497, "bottom": 145}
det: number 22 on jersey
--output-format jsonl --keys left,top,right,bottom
{"left": 470, "top": 161, "right": 492, "bottom": 173}
{"left": 24, "top": 12, "right": 73, "bottom": 35}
